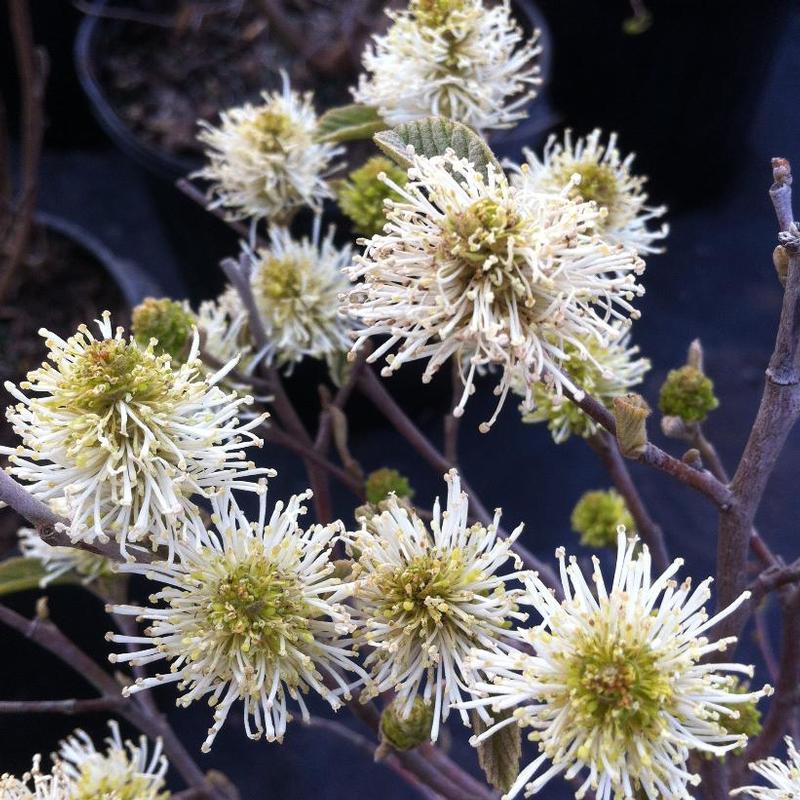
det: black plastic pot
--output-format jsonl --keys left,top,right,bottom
{"left": 75, "top": 1, "right": 554, "bottom": 305}
{"left": 74, "top": 6, "right": 235, "bottom": 304}
{"left": 535, "top": 0, "right": 793, "bottom": 209}
{"left": 36, "top": 210, "right": 161, "bottom": 306}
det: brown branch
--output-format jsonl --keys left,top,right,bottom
{"left": 0, "top": 0, "right": 47, "bottom": 305}
{"left": 0, "top": 697, "right": 122, "bottom": 715}
{"left": 747, "top": 558, "right": 800, "bottom": 604}
{"left": 304, "top": 717, "right": 440, "bottom": 800}
{"left": 356, "top": 367, "right": 560, "bottom": 591}
{"left": 0, "top": 470, "right": 134, "bottom": 562}
{"left": 715, "top": 159, "right": 800, "bottom": 640}
{"left": 587, "top": 431, "right": 670, "bottom": 572}
{"left": 568, "top": 391, "right": 733, "bottom": 508}
{"left": 0, "top": 602, "right": 227, "bottom": 799}
{"left": 745, "top": 587, "right": 800, "bottom": 762}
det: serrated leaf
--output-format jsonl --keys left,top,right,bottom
{"left": 0, "top": 557, "right": 80, "bottom": 596}
{"left": 373, "top": 116, "right": 502, "bottom": 175}
{"left": 315, "top": 104, "right": 387, "bottom": 143}
{"left": 471, "top": 709, "right": 522, "bottom": 794}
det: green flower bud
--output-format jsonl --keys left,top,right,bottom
{"left": 708, "top": 679, "right": 762, "bottom": 758}
{"left": 658, "top": 365, "right": 718, "bottom": 423}
{"left": 131, "top": 297, "right": 195, "bottom": 364}
{"left": 380, "top": 697, "right": 433, "bottom": 751}
{"left": 571, "top": 489, "right": 634, "bottom": 549}
{"left": 365, "top": 468, "right": 414, "bottom": 505}
{"left": 411, "top": 0, "right": 468, "bottom": 27}
{"left": 336, "top": 157, "right": 407, "bottom": 237}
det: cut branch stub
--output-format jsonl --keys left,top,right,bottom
{"left": 374, "top": 116, "right": 502, "bottom": 176}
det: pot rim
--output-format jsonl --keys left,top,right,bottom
{"left": 74, "top": 0, "right": 553, "bottom": 179}
{"left": 35, "top": 210, "right": 162, "bottom": 307}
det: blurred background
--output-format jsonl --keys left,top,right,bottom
{"left": 0, "top": 1, "right": 798, "bottom": 797}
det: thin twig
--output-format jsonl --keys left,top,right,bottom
{"left": 0, "top": 0, "right": 47, "bottom": 304}
{"left": 587, "top": 431, "right": 669, "bottom": 572}
{"left": 0, "top": 470, "right": 151, "bottom": 563}
{"left": 0, "top": 697, "right": 122, "bottom": 714}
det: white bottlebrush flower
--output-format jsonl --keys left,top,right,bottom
{"left": 346, "top": 469, "right": 529, "bottom": 742}
{"left": 734, "top": 737, "right": 800, "bottom": 800}
{"left": 197, "top": 286, "right": 253, "bottom": 374}
{"left": 196, "top": 73, "right": 342, "bottom": 222}
{"left": 515, "top": 330, "right": 650, "bottom": 443}
{"left": 511, "top": 129, "right": 668, "bottom": 254}
{"left": 0, "top": 757, "right": 71, "bottom": 800}
{"left": 108, "top": 487, "right": 365, "bottom": 752}
{"left": 353, "top": 0, "right": 541, "bottom": 132}
{"left": 57, "top": 720, "right": 169, "bottom": 800}
{"left": 243, "top": 218, "right": 354, "bottom": 371}
{"left": 462, "top": 531, "right": 772, "bottom": 800}
{"left": 346, "top": 150, "right": 645, "bottom": 430}
{"left": 1, "top": 313, "right": 271, "bottom": 557}
{"left": 18, "top": 526, "right": 110, "bottom": 588}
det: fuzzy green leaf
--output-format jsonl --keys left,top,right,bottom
{"left": 373, "top": 116, "right": 501, "bottom": 175}
{"left": 471, "top": 710, "right": 522, "bottom": 794}
{"left": 315, "top": 105, "right": 387, "bottom": 143}
{"left": 0, "top": 557, "right": 78, "bottom": 596}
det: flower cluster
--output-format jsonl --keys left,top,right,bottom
{"left": 58, "top": 721, "right": 169, "bottom": 800}
{"left": 238, "top": 220, "right": 354, "bottom": 371}
{"left": 346, "top": 469, "right": 529, "bottom": 741}
{"left": 734, "top": 737, "right": 800, "bottom": 800}
{"left": 346, "top": 150, "right": 645, "bottom": 430}
{"left": 108, "top": 487, "right": 365, "bottom": 752}
{"left": 1, "top": 313, "right": 270, "bottom": 556}
{"left": 353, "top": 0, "right": 541, "bottom": 132}
{"left": 18, "top": 525, "right": 110, "bottom": 587}
{"left": 0, "top": 724, "right": 168, "bottom": 800}
{"left": 196, "top": 74, "right": 342, "bottom": 223}
{"left": 463, "top": 532, "right": 771, "bottom": 800}
{"left": 511, "top": 130, "right": 668, "bottom": 254}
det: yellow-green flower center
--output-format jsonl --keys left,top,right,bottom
{"left": 72, "top": 762, "right": 169, "bottom": 800}
{"left": 412, "top": 0, "right": 469, "bottom": 28}
{"left": 256, "top": 255, "right": 304, "bottom": 302}
{"left": 562, "top": 163, "right": 620, "bottom": 222}
{"left": 56, "top": 339, "right": 172, "bottom": 416}
{"left": 132, "top": 297, "right": 195, "bottom": 364}
{"left": 376, "top": 548, "right": 478, "bottom": 633}
{"left": 250, "top": 109, "right": 295, "bottom": 153}
{"left": 566, "top": 636, "right": 671, "bottom": 742}
{"left": 203, "top": 549, "right": 314, "bottom": 660}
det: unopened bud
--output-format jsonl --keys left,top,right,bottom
{"left": 132, "top": 297, "right": 195, "bottom": 363}
{"left": 571, "top": 489, "right": 634, "bottom": 549}
{"left": 365, "top": 468, "right": 414, "bottom": 505}
{"left": 35, "top": 596, "right": 49, "bottom": 621}
{"left": 660, "top": 414, "right": 692, "bottom": 441}
{"left": 686, "top": 339, "right": 704, "bottom": 371}
{"left": 773, "top": 245, "right": 789, "bottom": 286}
{"left": 380, "top": 697, "right": 433, "bottom": 752}
{"left": 682, "top": 448, "right": 702, "bottom": 468}
{"left": 613, "top": 393, "right": 651, "bottom": 458}
{"left": 659, "top": 365, "right": 718, "bottom": 423}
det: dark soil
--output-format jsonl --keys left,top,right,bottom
{"left": 92, "top": 0, "right": 391, "bottom": 161}
{"left": 0, "top": 224, "right": 128, "bottom": 554}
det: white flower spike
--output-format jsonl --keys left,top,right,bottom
{"left": 107, "top": 486, "right": 365, "bottom": 752}
{"left": 512, "top": 129, "right": 668, "bottom": 254}
{"left": 733, "top": 737, "right": 800, "bottom": 800}
{"left": 57, "top": 720, "right": 169, "bottom": 800}
{"left": 346, "top": 150, "right": 645, "bottom": 431}
{"left": 196, "top": 73, "right": 342, "bottom": 223}
{"left": 347, "top": 469, "right": 529, "bottom": 742}
{"left": 353, "top": 0, "right": 541, "bottom": 132}
{"left": 1, "top": 313, "right": 271, "bottom": 557}
{"left": 462, "top": 531, "right": 772, "bottom": 800}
